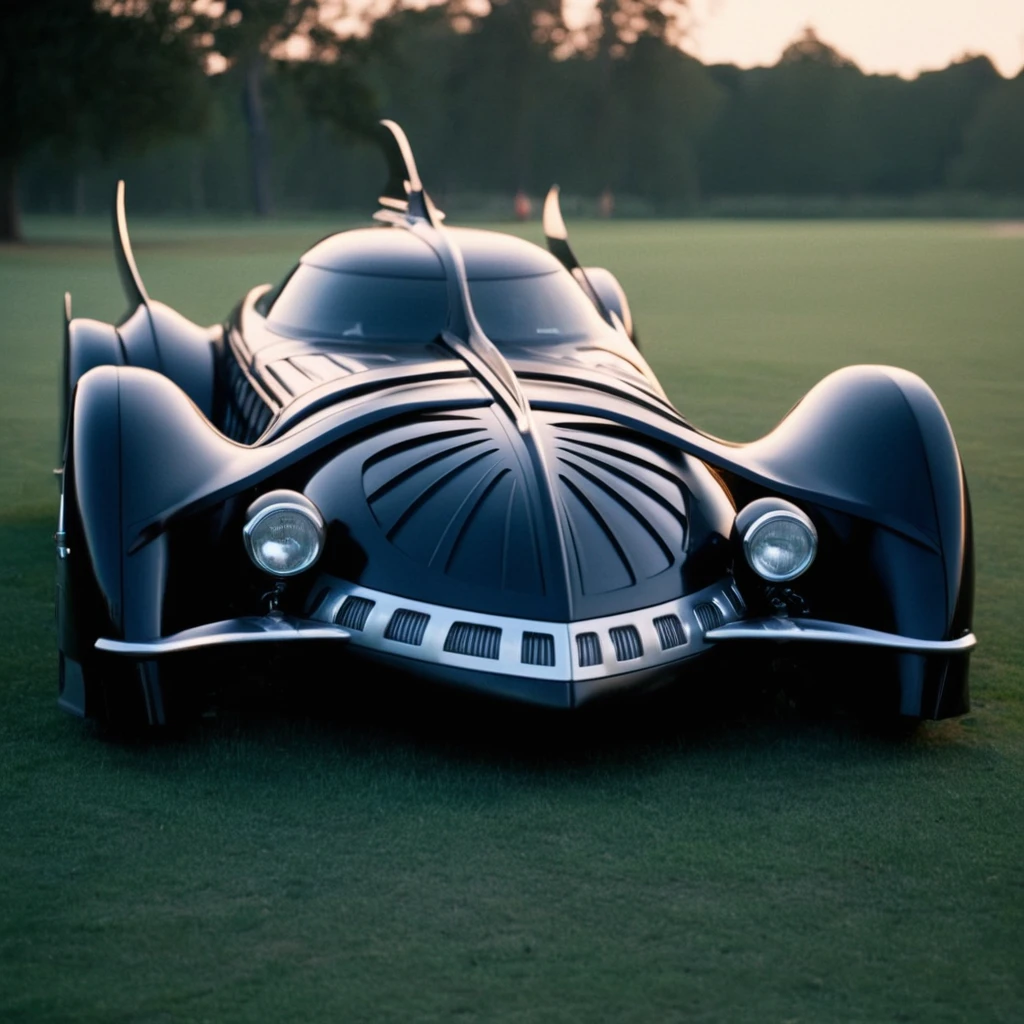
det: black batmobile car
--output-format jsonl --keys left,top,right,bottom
{"left": 55, "top": 122, "right": 976, "bottom": 731}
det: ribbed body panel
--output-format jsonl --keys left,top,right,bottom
{"left": 336, "top": 596, "right": 375, "bottom": 631}
{"left": 220, "top": 351, "right": 272, "bottom": 443}
{"left": 521, "top": 632, "right": 556, "bottom": 667}
{"left": 653, "top": 614, "right": 686, "bottom": 650}
{"left": 694, "top": 602, "right": 723, "bottom": 633}
{"left": 609, "top": 624, "right": 643, "bottom": 661}
{"left": 444, "top": 622, "right": 501, "bottom": 660}
{"left": 384, "top": 608, "right": 430, "bottom": 645}
{"left": 577, "top": 632, "right": 601, "bottom": 667}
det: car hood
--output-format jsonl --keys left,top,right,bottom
{"left": 304, "top": 402, "right": 735, "bottom": 622}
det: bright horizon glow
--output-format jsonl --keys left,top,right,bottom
{"left": 566, "top": 0, "right": 1024, "bottom": 78}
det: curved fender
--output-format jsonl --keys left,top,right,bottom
{"left": 67, "top": 366, "right": 250, "bottom": 649}
{"left": 116, "top": 299, "right": 217, "bottom": 419}
{"left": 61, "top": 317, "right": 124, "bottom": 459}
{"left": 62, "top": 367, "right": 125, "bottom": 659}
{"left": 740, "top": 365, "right": 970, "bottom": 631}
{"left": 729, "top": 365, "right": 973, "bottom": 719}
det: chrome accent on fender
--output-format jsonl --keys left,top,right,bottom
{"left": 55, "top": 491, "right": 69, "bottom": 559}
{"left": 96, "top": 615, "right": 350, "bottom": 656}
{"left": 704, "top": 617, "right": 977, "bottom": 653}
{"left": 309, "top": 577, "right": 743, "bottom": 683}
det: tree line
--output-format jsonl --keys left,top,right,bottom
{"left": 4, "top": 1, "right": 1023, "bottom": 239}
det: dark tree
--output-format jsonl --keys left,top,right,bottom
{"left": 0, "top": 0, "right": 209, "bottom": 242}
{"left": 210, "top": 0, "right": 386, "bottom": 216}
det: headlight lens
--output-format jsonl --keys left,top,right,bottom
{"left": 243, "top": 496, "right": 324, "bottom": 577}
{"left": 743, "top": 509, "right": 817, "bottom": 582}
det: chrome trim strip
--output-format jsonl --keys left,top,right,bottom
{"left": 55, "top": 491, "right": 69, "bottom": 560}
{"left": 309, "top": 577, "right": 743, "bottom": 683}
{"left": 96, "top": 615, "right": 350, "bottom": 656}
{"left": 704, "top": 617, "right": 977, "bottom": 653}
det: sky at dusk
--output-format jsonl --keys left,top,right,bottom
{"left": 565, "top": 0, "right": 1024, "bottom": 77}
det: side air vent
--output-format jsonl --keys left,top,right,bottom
{"left": 444, "top": 622, "right": 501, "bottom": 660}
{"left": 221, "top": 351, "right": 273, "bottom": 444}
{"left": 335, "top": 596, "right": 375, "bottom": 632}
{"left": 521, "top": 632, "right": 556, "bottom": 667}
{"left": 577, "top": 632, "right": 602, "bottom": 668}
{"left": 653, "top": 614, "right": 686, "bottom": 650}
{"left": 384, "top": 608, "right": 430, "bottom": 646}
{"left": 694, "top": 602, "right": 723, "bottom": 634}
{"left": 609, "top": 625, "right": 643, "bottom": 662}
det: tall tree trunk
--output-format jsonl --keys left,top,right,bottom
{"left": 242, "top": 54, "right": 273, "bottom": 217}
{"left": 0, "top": 157, "right": 22, "bottom": 243}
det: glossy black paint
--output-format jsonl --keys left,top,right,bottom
{"left": 55, "top": 126, "right": 975, "bottom": 728}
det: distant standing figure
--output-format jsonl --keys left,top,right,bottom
{"left": 599, "top": 188, "right": 615, "bottom": 218}
{"left": 514, "top": 190, "right": 532, "bottom": 221}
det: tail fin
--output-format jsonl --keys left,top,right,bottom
{"left": 375, "top": 120, "right": 445, "bottom": 226}
{"left": 113, "top": 180, "right": 149, "bottom": 316}
{"left": 58, "top": 291, "right": 72, "bottom": 470}
{"left": 542, "top": 186, "right": 614, "bottom": 328}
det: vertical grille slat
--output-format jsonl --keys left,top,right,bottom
{"left": 609, "top": 625, "right": 643, "bottom": 662}
{"left": 444, "top": 622, "right": 501, "bottom": 660}
{"left": 576, "top": 632, "right": 602, "bottom": 668}
{"left": 521, "top": 632, "right": 556, "bottom": 667}
{"left": 384, "top": 609, "right": 430, "bottom": 646}
{"left": 220, "top": 350, "right": 272, "bottom": 444}
{"left": 653, "top": 614, "right": 686, "bottom": 650}
{"left": 694, "top": 602, "right": 723, "bottom": 634}
{"left": 336, "top": 596, "right": 375, "bottom": 631}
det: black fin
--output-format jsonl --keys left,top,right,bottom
{"left": 375, "top": 120, "right": 444, "bottom": 225}
{"left": 542, "top": 186, "right": 614, "bottom": 327}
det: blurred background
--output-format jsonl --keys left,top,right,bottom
{"left": 3, "top": 9, "right": 1024, "bottom": 1020}
{"left": 2, "top": 0, "right": 1023, "bottom": 238}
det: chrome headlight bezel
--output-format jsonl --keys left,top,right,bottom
{"left": 243, "top": 492, "right": 325, "bottom": 578}
{"left": 741, "top": 507, "right": 818, "bottom": 583}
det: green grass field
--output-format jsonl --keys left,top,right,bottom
{"left": 1, "top": 218, "right": 1022, "bottom": 1023}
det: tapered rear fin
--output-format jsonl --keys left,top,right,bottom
{"left": 376, "top": 120, "right": 444, "bottom": 226}
{"left": 542, "top": 186, "right": 614, "bottom": 328}
{"left": 58, "top": 292, "right": 72, "bottom": 470}
{"left": 113, "top": 180, "right": 149, "bottom": 311}
{"left": 373, "top": 120, "right": 528, "bottom": 432}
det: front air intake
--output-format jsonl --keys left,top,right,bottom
{"left": 444, "top": 622, "right": 501, "bottom": 660}
{"left": 609, "top": 625, "right": 643, "bottom": 662}
{"left": 577, "top": 632, "right": 602, "bottom": 667}
{"left": 522, "top": 632, "right": 556, "bottom": 667}
{"left": 694, "top": 602, "right": 723, "bottom": 634}
{"left": 336, "top": 596, "right": 375, "bottom": 631}
{"left": 653, "top": 614, "right": 686, "bottom": 650}
{"left": 384, "top": 608, "right": 430, "bottom": 646}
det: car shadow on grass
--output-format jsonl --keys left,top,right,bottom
{"left": 113, "top": 646, "right": 970, "bottom": 778}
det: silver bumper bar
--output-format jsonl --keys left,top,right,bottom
{"left": 704, "top": 617, "right": 976, "bottom": 654}
{"left": 96, "top": 615, "right": 351, "bottom": 657}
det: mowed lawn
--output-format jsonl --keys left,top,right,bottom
{"left": 1, "top": 217, "right": 1022, "bottom": 1023}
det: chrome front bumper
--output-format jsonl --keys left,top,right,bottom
{"left": 93, "top": 579, "right": 975, "bottom": 708}
{"left": 96, "top": 614, "right": 350, "bottom": 656}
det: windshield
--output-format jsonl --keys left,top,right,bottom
{"left": 264, "top": 264, "right": 610, "bottom": 345}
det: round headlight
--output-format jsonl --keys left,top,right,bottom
{"left": 243, "top": 493, "right": 324, "bottom": 577}
{"left": 742, "top": 507, "right": 817, "bottom": 582}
